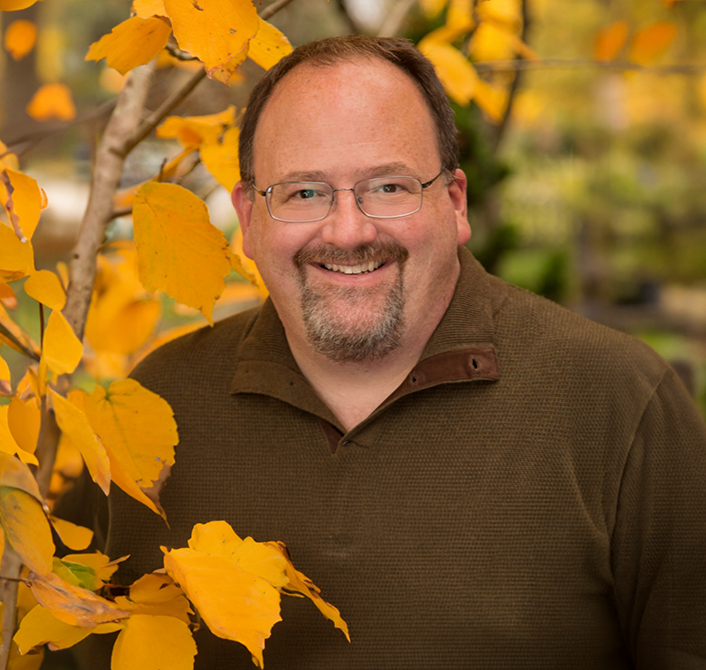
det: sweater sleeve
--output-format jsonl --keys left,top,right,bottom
{"left": 611, "top": 366, "right": 706, "bottom": 668}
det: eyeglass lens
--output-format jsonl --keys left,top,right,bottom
{"left": 268, "top": 176, "right": 424, "bottom": 222}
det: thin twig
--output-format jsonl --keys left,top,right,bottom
{"left": 0, "top": 322, "right": 40, "bottom": 362}
{"left": 39, "top": 303, "right": 45, "bottom": 349}
{"left": 260, "top": 0, "right": 296, "bottom": 21}
{"left": 474, "top": 57, "right": 706, "bottom": 75}
{"left": 377, "top": 0, "right": 416, "bottom": 37}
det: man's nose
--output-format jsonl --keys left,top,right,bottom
{"left": 320, "top": 188, "right": 378, "bottom": 249}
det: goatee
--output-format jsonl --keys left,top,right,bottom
{"left": 294, "top": 242, "right": 409, "bottom": 363}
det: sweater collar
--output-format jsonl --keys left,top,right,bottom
{"left": 230, "top": 247, "right": 503, "bottom": 425}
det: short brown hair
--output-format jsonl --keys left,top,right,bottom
{"left": 238, "top": 35, "right": 459, "bottom": 191}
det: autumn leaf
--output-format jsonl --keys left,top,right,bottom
{"left": 86, "top": 16, "right": 172, "bottom": 75}
{"left": 248, "top": 18, "right": 292, "bottom": 71}
{"left": 156, "top": 106, "right": 236, "bottom": 148}
{"left": 0, "top": 281, "right": 18, "bottom": 310}
{"left": 82, "top": 378, "right": 177, "bottom": 488}
{"left": 7, "top": 395, "right": 40, "bottom": 456}
{"left": 446, "top": 0, "right": 474, "bottom": 31}
{"left": 0, "top": 486, "right": 54, "bottom": 574}
{"left": 0, "top": 305, "right": 39, "bottom": 357}
{"left": 0, "top": 0, "right": 39, "bottom": 10}
{"left": 0, "top": 451, "right": 42, "bottom": 500}
{"left": 132, "top": 182, "right": 232, "bottom": 324}
{"left": 133, "top": 0, "right": 167, "bottom": 17}
{"left": 418, "top": 38, "right": 477, "bottom": 106}
{"left": 419, "top": 0, "right": 447, "bottom": 19}
{"left": 111, "top": 615, "right": 197, "bottom": 670}
{"left": 52, "top": 557, "right": 102, "bottom": 591}
{"left": 200, "top": 126, "right": 241, "bottom": 191}
{"left": 473, "top": 79, "right": 507, "bottom": 122}
{"left": 50, "top": 390, "right": 110, "bottom": 496}
{"left": 24, "top": 269, "right": 66, "bottom": 310}
{"left": 49, "top": 517, "right": 93, "bottom": 552}
{"left": 14, "top": 605, "right": 122, "bottom": 654}
{"left": 4, "top": 19, "right": 37, "bottom": 60}
{"left": 164, "top": 0, "right": 259, "bottom": 84}
{"left": 594, "top": 21, "right": 629, "bottom": 62}
{"left": 0, "top": 354, "right": 10, "bottom": 397}
{"left": 163, "top": 545, "right": 282, "bottom": 667}
{"left": 113, "top": 573, "right": 192, "bottom": 623}
{"left": 42, "top": 310, "right": 83, "bottom": 376}
{"left": 27, "top": 571, "right": 130, "bottom": 627}
{"left": 62, "top": 551, "right": 126, "bottom": 584}
{"left": 0, "top": 167, "right": 42, "bottom": 242}
{"left": 0, "top": 139, "right": 19, "bottom": 171}
{"left": 629, "top": 21, "right": 677, "bottom": 65}
{"left": 0, "top": 406, "right": 37, "bottom": 465}
{"left": 85, "top": 249, "right": 161, "bottom": 356}
{"left": 26, "top": 83, "right": 76, "bottom": 121}
{"left": 0, "top": 224, "right": 33, "bottom": 282}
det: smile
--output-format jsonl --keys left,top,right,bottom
{"left": 322, "top": 260, "right": 385, "bottom": 275}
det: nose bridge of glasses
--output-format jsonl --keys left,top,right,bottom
{"left": 331, "top": 186, "right": 365, "bottom": 211}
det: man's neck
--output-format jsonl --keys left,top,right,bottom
{"left": 286, "top": 323, "right": 436, "bottom": 433}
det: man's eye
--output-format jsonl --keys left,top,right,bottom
{"left": 294, "top": 189, "right": 317, "bottom": 200}
{"left": 374, "top": 182, "right": 408, "bottom": 195}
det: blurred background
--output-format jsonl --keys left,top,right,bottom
{"left": 2, "top": 0, "right": 706, "bottom": 416}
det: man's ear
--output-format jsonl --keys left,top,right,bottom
{"left": 449, "top": 169, "right": 471, "bottom": 246}
{"left": 231, "top": 180, "right": 255, "bottom": 260}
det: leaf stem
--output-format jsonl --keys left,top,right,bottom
{"left": 0, "top": 322, "right": 40, "bottom": 362}
{"left": 39, "top": 303, "right": 45, "bottom": 350}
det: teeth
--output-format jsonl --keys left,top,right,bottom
{"left": 323, "top": 260, "right": 384, "bottom": 275}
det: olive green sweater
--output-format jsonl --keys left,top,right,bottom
{"left": 86, "top": 249, "right": 706, "bottom": 669}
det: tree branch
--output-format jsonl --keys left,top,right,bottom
{"left": 474, "top": 57, "right": 706, "bottom": 74}
{"left": 377, "top": 0, "right": 417, "bottom": 37}
{"left": 63, "top": 62, "right": 156, "bottom": 341}
{"left": 0, "top": 322, "right": 40, "bottom": 362}
{"left": 260, "top": 0, "right": 297, "bottom": 21}
{"left": 0, "top": 548, "right": 22, "bottom": 670}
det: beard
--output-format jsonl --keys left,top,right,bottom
{"left": 294, "top": 242, "right": 409, "bottom": 363}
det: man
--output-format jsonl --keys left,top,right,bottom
{"left": 99, "top": 36, "right": 706, "bottom": 668}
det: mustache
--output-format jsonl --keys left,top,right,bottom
{"left": 294, "top": 241, "right": 409, "bottom": 268}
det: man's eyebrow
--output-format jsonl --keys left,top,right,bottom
{"left": 279, "top": 163, "right": 418, "bottom": 183}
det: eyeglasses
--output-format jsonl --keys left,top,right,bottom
{"left": 252, "top": 168, "right": 446, "bottom": 223}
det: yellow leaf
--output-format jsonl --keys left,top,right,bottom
{"left": 8, "top": 395, "right": 40, "bottom": 455}
{"left": 0, "top": 140, "right": 19, "bottom": 171}
{"left": 163, "top": 0, "right": 258, "bottom": 82}
{"left": 50, "top": 390, "right": 110, "bottom": 496}
{"left": 0, "top": 353, "right": 10, "bottom": 396}
{"left": 85, "top": 16, "right": 172, "bottom": 76}
{"left": 248, "top": 18, "right": 292, "bottom": 71}
{"left": 470, "top": 22, "right": 515, "bottom": 61}
{"left": 8, "top": 642, "right": 43, "bottom": 670}
{"left": 0, "top": 167, "right": 42, "bottom": 242}
{"left": 0, "top": 224, "right": 33, "bottom": 282}
{"left": 200, "top": 126, "right": 240, "bottom": 191}
{"left": 629, "top": 21, "right": 677, "bottom": 65}
{"left": 133, "top": 0, "right": 167, "bottom": 17}
{"left": 107, "top": 453, "right": 167, "bottom": 520}
{"left": 0, "top": 0, "right": 39, "bottom": 9}
{"left": 446, "top": 0, "right": 474, "bottom": 31}
{"left": 418, "top": 38, "right": 478, "bottom": 105}
{"left": 24, "top": 269, "right": 66, "bottom": 310}
{"left": 14, "top": 605, "right": 123, "bottom": 653}
{"left": 49, "top": 516, "right": 93, "bottom": 551}
{"left": 420, "top": 0, "right": 447, "bottom": 19}
{"left": 82, "top": 378, "right": 177, "bottom": 488}
{"left": 472, "top": 78, "right": 507, "bottom": 122}
{"left": 0, "top": 406, "right": 37, "bottom": 465}
{"left": 132, "top": 182, "right": 231, "bottom": 324}
{"left": 230, "top": 227, "right": 267, "bottom": 296}
{"left": 27, "top": 571, "right": 130, "bottom": 627}
{"left": 85, "top": 248, "right": 161, "bottom": 356}
{"left": 0, "top": 305, "right": 39, "bottom": 357}
{"left": 156, "top": 106, "right": 236, "bottom": 148}
{"left": 0, "top": 451, "right": 42, "bottom": 500}
{"left": 128, "top": 321, "right": 203, "bottom": 373}
{"left": 114, "top": 573, "right": 192, "bottom": 623}
{"left": 26, "top": 84, "right": 76, "bottom": 122}
{"left": 42, "top": 310, "right": 82, "bottom": 375}
{"left": 62, "top": 551, "right": 126, "bottom": 584}
{"left": 4, "top": 19, "right": 37, "bottom": 60}
{"left": 163, "top": 546, "right": 281, "bottom": 666}
{"left": 266, "top": 540, "right": 350, "bottom": 641}
{"left": 475, "top": 0, "right": 522, "bottom": 31}
{"left": 0, "top": 487, "right": 54, "bottom": 574}
{"left": 111, "top": 615, "right": 196, "bottom": 670}
{"left": 200, "top": 49, "right": 248, "bottom": 86}
{"left": 594, "top": 21, "right": 629, "bottom": 62}
{"left": 0, "top": 280, "right": 19, "bottom": 309}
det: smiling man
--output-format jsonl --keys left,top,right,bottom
{"left": 94, "top": 36, "right": 706, "bottom": 669}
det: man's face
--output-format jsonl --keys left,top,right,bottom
{"left": 232, "top": 57, "right": 470, "bottom": 363}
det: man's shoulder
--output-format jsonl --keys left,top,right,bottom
{"left": 491, "top": 275, "right": 669, "bottom": 387}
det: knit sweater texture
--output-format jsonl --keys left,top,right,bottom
{"left": 84, "top": 249, "right": 706, "bottom": 669}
